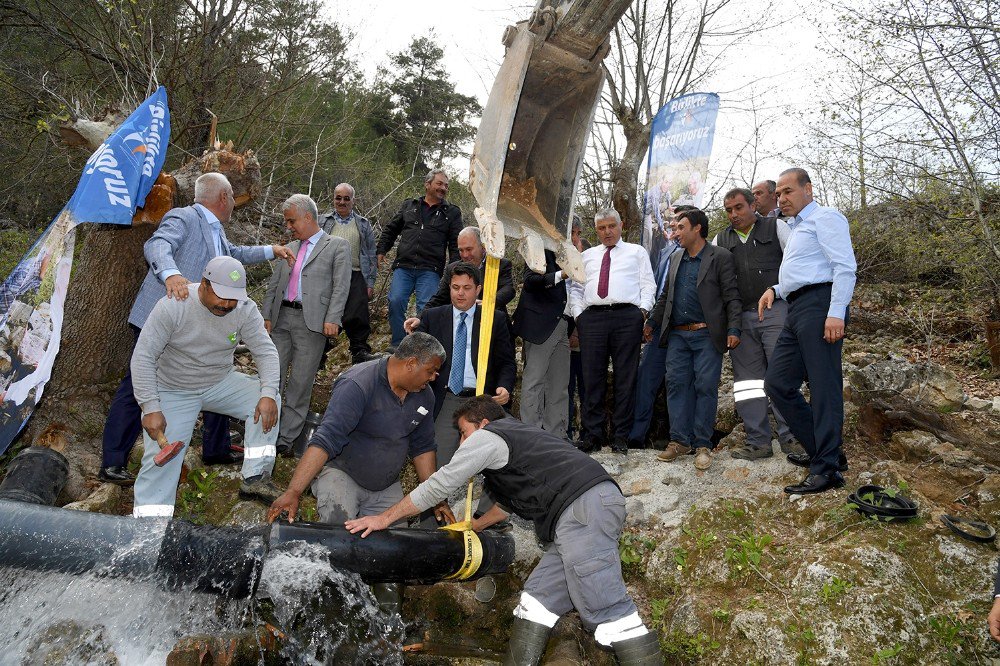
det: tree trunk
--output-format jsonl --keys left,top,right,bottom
{"left": 609, "top": 119, "right": 651, "bottom": 236}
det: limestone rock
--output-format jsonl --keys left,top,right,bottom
{"left": 622, "top": 478, "right": 652, "bottom": 496}
{"left": 625, "top": 498, "right": 648, "bottom": 525}
{"left": 994, "top": 397, "right": 1000, "bottom": 413}
{"left": 62, "top": 483, "right": 123, "bottom": 514}
{"left": 965, "top": 396, "right": 991, "bottom": 410}
{"left": 848, "top": 355, "right": 965, "bottom": 411}
{"left": 717, "top": 423, "right": 746, "bottom": 450}
{"left": 225, "top": 500, "right": 267, "bottom": 527}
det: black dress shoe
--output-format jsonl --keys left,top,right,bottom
{"left": 352, "top": 351, "right": 380, "bottom": 364}
{"left": 786, "top": 452, "right": 849, "bottom": 472}
{"left": 203, "top": 450, "right": 244, "bottom": 465}
{"left": 98, "top": 466, "right": 134, "bottom": 485}
{"left": 611, "top": 438, "right": 629, "bottom": 455}
{"left": 784, "top": 472, "right": 846, "bottom": 495}
{"left": 575, "top": 438, "right": 601, "bottom": 454}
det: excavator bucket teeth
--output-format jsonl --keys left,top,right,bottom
{"left": 470, "top": 17, "right": 605, "bottom": 259}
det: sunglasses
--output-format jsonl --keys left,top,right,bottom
{"left": 334, "top": 196, "right": 352, "bottom": 201}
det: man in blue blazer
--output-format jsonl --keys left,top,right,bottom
{"left": 99, "top": 172, "right": 294, "bottom": 483}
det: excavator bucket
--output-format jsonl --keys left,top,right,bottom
{"left": 470, "top": 1, "right": 630, "bottom": 280}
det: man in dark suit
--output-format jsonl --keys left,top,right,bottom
{"left": 644, "top": 208, "right": 742, "bottom": 471}
{"left": 512, "top": 248, "right": 569, "bottom": 435}
{"left": 416, "top": 226, "right": 515, "bottom": 315}
{"left": 412, "top": 261, "right": 516, "bottom": 526}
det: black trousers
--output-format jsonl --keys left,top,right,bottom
{"left": 341, "top": 271, "right": 372, "bottom": 356}
{"left": 577, "top": 305, "right": 644, "bottom": 444}
{"left": 764, "top": 283, "right": 846, "bottom": 476}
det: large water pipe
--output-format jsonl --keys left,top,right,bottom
{"left": 0, "top": 499, "right": 515, "bottom": 599}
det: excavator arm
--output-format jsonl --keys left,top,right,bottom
{"left": 469, "top": 0, "right": 633, "bottom": 280}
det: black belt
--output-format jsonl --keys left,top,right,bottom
{"left": 448, "top": 388, "right": 477, "bottom": 398}
{"left": 941, "top": 515, "right": 996, "bottom": 544}
{"left": 588, "top": 303, "right": 636, "bottom": 311}
{"left": 281, "top": 300, "right": 303, "bottom": 310}
{"left": 787, "top": 282, "right": 832, "bottom": 303}
{"left": 847, "top": 485, "right": 918, "bottom": 522}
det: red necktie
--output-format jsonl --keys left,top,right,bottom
{"left": 597, "top": 246, "right": 612, "bottom": 298}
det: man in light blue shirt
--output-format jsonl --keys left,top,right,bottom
{"left": 758, "top": 168, "right": 857, "bottom": 495}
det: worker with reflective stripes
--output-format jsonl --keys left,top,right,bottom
{"left": 131, "top": 256, "right": 282, "bottom": 517}
{"left": 345, "top": 396, "right": 663, "bottom": 666}
{"left": 713, "top": 187, "right": 803, "bottom": 460}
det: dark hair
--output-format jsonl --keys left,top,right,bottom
{"left": 779, "top": 168, "right": 811, "bottom": 186}
{"left": 395, "top": 332, "right": 447, "bottom": 364}
{"left": 677, "top": 208, "right": 709, "bottom": 238}
{"left": 764, "top": 179, "right": 776, "bottom": 193}
{"left": 453, "top": 395, "right": 506, "bottom": 427}
{"left": 672, "top": 204, "right": 696, "bottom": 215}
{"left": 723, "top": 188, "right": 754, "bottom": 206}
{"left": 450, "top": 261, "right": 481, "bottom": 287}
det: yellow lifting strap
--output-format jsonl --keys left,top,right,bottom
{"left": 437, "top": 255, "right": 501, "bottom": 581}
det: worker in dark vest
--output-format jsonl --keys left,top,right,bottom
{"left": 344, "top": 396, "right": 663, "bottom": 666}
{"left": 712, "top": 187, "right": 803, "bottom": 460}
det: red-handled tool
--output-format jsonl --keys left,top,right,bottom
{"left": 153, "top": 433, "right": 185, "bottom": 466}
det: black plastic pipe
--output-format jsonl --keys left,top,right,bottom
{"left": 0, "top": 500, "right": 514, "bottom": 599}
{"left": 0, "top": 446, "right": 68, "bottom": 505}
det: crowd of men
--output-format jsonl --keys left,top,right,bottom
{"left": 99, "top": 164, "right": 857, "bottom": 665}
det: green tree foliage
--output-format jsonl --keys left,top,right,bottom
{"left": 381, "top": 34, "right": 482, "bottom": 171}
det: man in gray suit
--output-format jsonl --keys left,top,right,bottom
{"left": 99, "top": 173, "right": 294, "bottom": 484}
{"left": 263, "top": 194, "right": 351, "bottom": 456}
{"left": 644, "top": 208, "right": 742, "bottom": 471}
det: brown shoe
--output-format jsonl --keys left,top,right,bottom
{"left": 694, "top": 447, "right": 712, "bottom": 470}
{"left": 657, "top": 442, "right": 692, "bottom": 462}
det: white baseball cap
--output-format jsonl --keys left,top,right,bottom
{"left": 202, "top": 256, "right": 248, "bottom": 301}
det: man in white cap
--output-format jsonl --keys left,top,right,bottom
{"left": 131, "top": 256, "right": 282, "bottom": 517}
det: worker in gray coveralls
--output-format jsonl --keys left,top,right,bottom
{"left": 344, "top": 396, "right": 663, "bottom": 666}
{"left": 266, "top": 332, "right": 455, "bottom": 612}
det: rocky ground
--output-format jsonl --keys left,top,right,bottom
{"left": 7, "top": 280, "right": 1000, "bottom": 665}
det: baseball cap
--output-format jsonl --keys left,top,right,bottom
{"left": 203, "top": 256, "right": 248, "bottom": 301}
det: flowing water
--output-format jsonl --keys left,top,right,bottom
{"left": 0, "top": 538, "right": 404, "bottom": 665}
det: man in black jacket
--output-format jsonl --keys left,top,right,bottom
{"left": 418, "top": 226, "right": 515, "bottom": 314}
{"left": 644, "top": 208, "right": 742, "bottom": 471}
{"left": 512, "top": 248, "right": 570, "bottom": 434}
{"left": 377, "top": 169, "right": 463, "bottom": 346}
{"left": 345, "top": 396, "right": 663, "bottom": 666}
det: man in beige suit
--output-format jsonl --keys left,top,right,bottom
{"left": 263, "top": 194, "right": 352, "bottom": 455}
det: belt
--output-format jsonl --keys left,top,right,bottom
{"left": 281, "top": 300, "right": 303, "bottom": 310}
{"left": 673, "top": 322, "right": 708, "bottom": 331}
{"left": 787, "top": 282, "right": 832, "bottom": 303}
{"left": 448, "top": 388, "right": 477, "bottom": 398}
{"left": 588, "top": 303, "right": 636, "bottom": 311}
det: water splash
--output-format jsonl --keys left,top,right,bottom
{"left": 0, "top": 539, "right": 404, "bottom": 665}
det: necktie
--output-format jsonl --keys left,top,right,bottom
{"left": 287, "top": 240, "right": 309, "bottom": 301}
{"left": 449, "top": 312, "right": 468, "bottom": 394}
{"left": 597, "top": 246, "right": 612, "bottom": 298}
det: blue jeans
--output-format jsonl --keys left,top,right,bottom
{"left": 665, "top": 329, "right": 723, "bottom": 449}
{"left": 388, "top": 267, "right": 440, "bottom": 345}
{"left": 628, "top": 339, "right": 669, "bottom": 443}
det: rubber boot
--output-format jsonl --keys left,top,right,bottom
{"left": 502, "top": 617, "right": 551, "bottom": 666}
{"left": 612, "top": 631, "right": 663, "bottom": 665}
{"left": 371, "top": 583, "right": 403, "bottom": 615}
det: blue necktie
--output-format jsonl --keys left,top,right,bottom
{"left": 449, "top": 312, "right": 468, "bottom": 394}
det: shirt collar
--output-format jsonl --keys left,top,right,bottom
{"left": 304, "top": 229, "right": 325, "bottom": 246}
{"left": 683, "top": 243, "right": 708, "bottom": 261}
{"left": 194, "top": 203, "right": 220, "bottom": 227}
{"left": 334, "top": 211, "right": 353, "bottom": 224}
{"left": 796, "top": 201, "right": 819, "bottom": 223}
{"left": 453, "top": 303, "right": 476, "bottom": 322}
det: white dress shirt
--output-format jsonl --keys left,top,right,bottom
{"left": 452, "top": 303, "right": 477, "bottom": 389}
{"left": 568, "top": 241, "right": 656, "bottom": 318}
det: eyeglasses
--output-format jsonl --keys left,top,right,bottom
{"left": 334, "top": 196, "right": 352, "bottom": 201}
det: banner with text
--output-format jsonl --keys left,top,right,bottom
{"left": 640, "top": 92, "right": 720, "bottom": 265}
{"left": 0, "top": 87, "right": 169, "bottom": 454}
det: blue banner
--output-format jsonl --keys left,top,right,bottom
{"left": 0, "top": 87, "right": 170, "bottom": 453}
{"left": 640, "top": 92, "right": 720, "bottom": 264}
